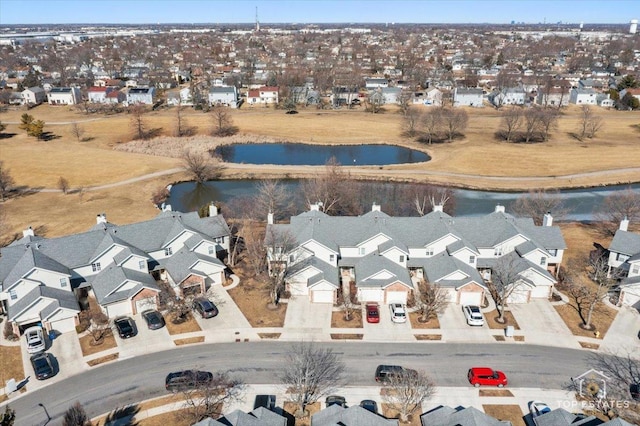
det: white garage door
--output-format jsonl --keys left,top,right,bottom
{"left": 622, "top": 289, "right": 640, "bottom": 309}
{"left": 530, "top": 285, "right": 551, "bottom": 299}
{"left": 106, "top": 300, "right": 132, "bottom": 317}
{"left": 507, "top": 289, "right": 530, "bottom": 304}
{"left": 135, "top": 297, "right": 157, "bottom": 314}
{"left": 312, "top": 290, "right": 334, "bottom": 303}
{"left": 458, "top": 291, "right": 483, "bottom": 306}
{"left": 288, "top": 280, "right": 308, "bottom": 296}
{"left": 358, "top": 288, "right": 384, "bottom": 303}
{"left": 385, "top": 291, "right": 407, "bottom": 304}
{"left": 49, "top": 317, "right": 77, "bottom": 334}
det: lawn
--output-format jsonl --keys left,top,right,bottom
{"left": 553, "top": 303, "right": 617, "bottom": 339}
{"left": 165, "top": 315, "right": 202, "bottom": 335}
{"left": 87, "top": 353, "right": 119, "bottom": 367}
{"left": 282, "top": 401, "right": 320, "bottom": 426}
{"left": 484, "top": 310, "right": 521, "bottom": 330}
{"left": 482, "top": 405, "right": 525, "bottom": 426}
{"left": 137, "top": 409, "right": 193, "bottom": 426}
{"left": 78, "top": 331, "right": 117, "bottom": 356}
{"left": 173, "top": 337, "right": 205, "bottom": 345}
{"left": 331, "top": 309, "right": 363, "bottom": 328}
{"left": 409, "top": 312, "right": 441, "bottom": 329}
{"left": 0, "top": 345, "right": 25, "bottom": 389}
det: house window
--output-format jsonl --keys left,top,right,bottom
{"left": 9, "top": 289, "right": 17, "bottom": 300}
{"left": 59, "top": 278, "right": 67, "bottom": 287}
{"left": 164, "top": 247, "right": 173, "bottom": 256}
{"left": 494, "top": 247, "right": 503, "bottom": 256}
{"left": 399, "top": 255, "right": 405, "bottom": 263}
{"left": 617, "top": 253, "right": 629, "bottom": 262}
{"left": 548, "top": 249, "right": 557, "bottom": 256}
{"left": 359, "top": 247, "right": 366, "bottom": 255}
{"left": 632, "top": 265, "right": 640, "bottom": 275}
{"left": 208, "top": 245, "right": 215, "bottom": 255}
{"left": 214, "top": 236, "right": 225, "bottom": 244}
{"left": 426, "top": 247, "right": 434, "bottom": 256}
{"left": 92, "top": 262, "right": 101, "bottom": 272}
{"left": 469, "top": 255, "right": 475, "bottom": 264}
{"left": 329, "top": 254, "right": 335, "bottom": 262}
{"left": 139, "top": 260, "right": 146, "bottom": 270}
{"left": 540, "top": 257, "right": 546, "bottom": 266}
{"left": 289, "top": 254, "right": 294, "bottom": 263}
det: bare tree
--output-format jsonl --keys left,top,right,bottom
{"left": 242, "top": 225, "right": 267, "bottom": 276}
{"left": 158, "top": 280, "right": 193, "bottom": 324}
{"left": 577, "top": 105, "right": 603, "bottom": 140}
{"left": 440, "top": 107, "right": 468, "bottom": 142}
{"left": 421, "top": 107, "right": 443, "bottom": 144}
{"left": 254, "top": 179, "right": 292, "bottom": 222}
{"left": 538, "top": 107, "right": 559, "bottom": 141}
{"left": 0, "top": 161, "right": 15, "bottom": 201}
{"left": 62, "top": 401, "right": 91, "bottom": 426}
{"left": 280, "top": 342, "right": 345, "bottom": 417}
{"left": 500, "top": 107, "right": 522, "bottom": 142}
{"left": 402, "top": 105, "right": 421, "bottom": 137}
{"left": 70, "top": 122, "right": 85, "bottom": 142}
{"left": 511, "top": 190, "right": 569, "bottom": 225}
{"left": 180, "top": 371, "right": 245, "bottom": 424}
{"left": 264, "top": 227, "right": 297, "bottom": 306}
{"left": 182, "top": 150, "right": 225, "bottom": 183}
{"left": 301, "top": 157, "right": 360, "bottom": 216}
{"left": 210, "top": 105, "right": 237, "bottom": 137}
{"left": 58, "top": 176, "right": 70, "bottom": 194}
{"left": 522, "top": 108, "right": 543, "bottom": 143}
{"left": 381, "top": 369, "right": 436, "bottom": 422}
{"left": 416, "top": 281, "right": 449, "bottom": 322}
{"left": 486, "top": 255, "right": 525, "bottom": 323}
{"left": 173, "top": 106, "right": 191, "bottom": 137}
{"left": 594, "top": 189, "right": 640, "bottom": 236}
{"left": 338, "top": 281, "right": 357, "bottom": 321}
{"left": 0, "top": 406, "right": 16, "bottom": 426}
{"left": 87, "top": 300, "right": 110, "bottom": 344}
{"left": 129, "top": 104, "right": 147, "bottom": 140}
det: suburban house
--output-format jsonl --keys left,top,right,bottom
{"left": 21, "top": 86, "right": 46, "bottom": 105}
{"left": 208, "top": 86, "right": 239, "bottom": 107}
{"left": 105, "top": 89, "right": 126, "bottom": 104}
{"left": 246, "top": 86, "right": 279, "bottom": 106}
{"left": 193, "top": 407, "right": 287, "bottom": 426}
{"left": 597, "top": 94, "right": 615, "bottom": 108}
{"left": 126, "top": 87, "right": 156, "bottom": 105}
{"left": 532, "top": 408, "right": 633, "bottom": 426}
{"left": 489, "top": 87, "right": 526, "bottom": 107}
{"left": 607, "top": 218, "right": 640, "bottom": 309}
{"left": 0, "top": 204, "right": 230, "bottom": 335}
{"left": 569, "top": 88, "right": 598, "bottom": 105}
{"left": 266, "top": 204, "right": 565, "bottom": 306}
{"left": 420, "top": 405, "right": 510, "bottom": 425}
{"left": 312, "top": 404, "right": 399, "bottom": 426}
{"left": 87, "top": 86, "right": 115, "bottom": 103}
{"left": 365, "top": 77, "right": 389, "bottom": 89}
{"left": 368, "top": 87, "right": 402, "bottom": 105}
{"left": 619, "top": 87, "right": 640, "bottom": 103}
{"left": 424, "top": 87, "right": 443, "bottom": 106}
{"left": 536, "top": 87, "right": 570, "bottom": 107}
{"left": 47, "top": 87, "right": 82, "bottom": 105}
{"left": 453, "top": 87, "right": 484, "bottom": 107}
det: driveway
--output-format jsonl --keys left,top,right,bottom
{"left": 279, "top": 296, "right": 332, "bottom": 340}
{"left": 599, "top": 305, "right": 640, "bottom": 353}
{"left": 509, "top": 300, "right": 581, "bottom": 349}
{"left": 439, "top": 303, "right": 495, "bottom": 343}
{"left": 363, "top": 304, "right": 414, "bottom": 342}
{"left": 115, "top": 314, "right": 173, "bottom": 359}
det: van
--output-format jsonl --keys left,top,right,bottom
{"left": 165, "top": 370, "right": 213, "bottom": 391}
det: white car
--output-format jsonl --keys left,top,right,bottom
{"left": 529, "top": 400, "right": 551, "bottom": 418}
{"left": 463, "top": 305, "right": 484, "bottom": 326}
{"left": 389, "top": 303, "right": 407, "bottom": 323}
{"left": 25, "top": 326, "right": 46, "bottom": 354}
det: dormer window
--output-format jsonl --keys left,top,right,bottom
{"left": 164, "top": 247, "right": 173, "bottom": 256}
{"left": 399, "top": 255, "right": 405, "bottom": 263}
{"left": 426, "top": 247, "right": 434, "bottom": 256}
{"left": 329, "top": 254, "right": 335, "bottom": 262}
{"left": 208, "top": 245, "right": 215, "bottom": 255}
{"left": 469, "top": 255, "right": 476, "bottom": 264}
{"left": 359, "top": 247, "right": 366, "bottom": 255}
{"left": 60, "top": 278, "right": 67, "bottom": 287}
{"left": 494, "top": 247, "right": 503, "bottom": 256}
{"left": 139, "top": 260, "right": 146, "bottom": 270}
{"left": 9, "top": 289, "right": 17, "bottom": 300}
{"left": 632, "top": 265, "right": 640, "bottom": 275}
{"left": 92, "top": 262, "right": 101, "bottom": 272}
{"left": 540, "top": 257, "right": 546, "bottom": 266}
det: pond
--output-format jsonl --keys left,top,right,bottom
{"left": 213, "top": 143, "right": 430, "bottom": 165}
{"left": 164, "top": 179, "right": 640, "bottom": 221}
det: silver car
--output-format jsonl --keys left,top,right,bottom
{"left": 463, "top": 305, "right": 484, "bottom": 326}
{"left": 389, "top": 303, "right": 407, "bottom": 323}
{"left": 25, "top": 326, "right": 46, "bottom": 354}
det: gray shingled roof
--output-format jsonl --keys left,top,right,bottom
{"left": 355, "top": 253, "right": 412, "bottom": 288}
{"left": 210, "top": 408, "right": 287, "bottom": 426}
{"left": 287, "top": 256, "right": 339, "bottom": 288}
{"left": 3, "top": 246, "right": 71, "bottom": 291}
{"left": 609, "top": 230, "right": 640, "bottom": 257}
{"left": 91, "top": 264, "right": 159, "bottom": 305}
{"left": 312, "top": 405, "right": 398, "bottom": 426}
{"left": 164, "top": 248, "right": 224, "bottom": 285}
{"left": 420, "top": 405, "right": 508, "bottom": 426}
{"left": 8, "top": 286, "right": 79, "bottom": 321}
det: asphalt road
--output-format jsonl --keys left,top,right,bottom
{"left": 8, "top": 341, "right": 594, "bottom": 426}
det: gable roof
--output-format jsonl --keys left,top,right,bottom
{"left": 90, "top": 264, "right": 159, "bottom": 305}
{"left": 312, "top": 404, "right": 398, "bottom": 426}
{"left": 420, "top": 405, "right": 509, "bottom": 426}
{"left": 609, "top": 229, "right": 640, "bottom": 256}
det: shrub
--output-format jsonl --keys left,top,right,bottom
{"left": 3, "top": 319, "right": 17, "bottom": 341}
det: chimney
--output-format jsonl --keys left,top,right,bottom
{"left": 267, "top": 212, "right": 274, "bottom": 225}
{"left": 543, "top": 212, "right": 553, "bottom": 227}
{"left": 620, "top": 216, "right": 629, "bottom": 232}
{"left": 372, "top": 203, "right": 381, "bottom": 212}
{"left": 163, "top": 204, "right": 172, "bottom": 212}
{"left": 310, "top": 203, "right": 319, "bottom": 211}
{"left": 208, "top": 202, "right": 218, "bottom": 217}
{"left": 23, "top": 226, "right": 34, "bottom": 238}
{"left": 96, "top": 213, "right": 107, "bottom": 224}
{"left": 433, "top": 204, "right": 443, "bottom": 212}
{"left": 495, "top": 204, "right": 505, "bottom": 213}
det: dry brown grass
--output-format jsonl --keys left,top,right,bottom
{"left": 165, "top": 315, "right": 202, "bottom": 335}
{"left": 173, "top": 337, "right": 204, "bottom": 345}
{"left": 409, "top": 312, "right": 441, "bottom": 329}
{"left": 258, "top": 333, "right": 281, "bottom": 339}
{"left": 0, "top": 345, "right": 25, "bottom": 386}
{"left": 482, "top": 405, "right": 525, "bottom": 426}
{"left": 559, "top": 222, "right": 612, "bottom": 266}
{"left": 79, "top": 331, "right": 117, "bottom": 356}
{"left": 579, "top": 342, "right": 601, "bottom": 349}
{"left": 513, "top": 335, "right": 525, "bottom": 342}
{"left": 330, "top": 333, "right": 364, "bottom": 340}
{"left": 331, "top": 309, "right": 363, "bottom": 328}
{"left": 282, "top": 401, "right": 320, "bottom": 426}
{"left": 554, "top": 303, "right": 616, "bottom": 339}
{"left": 414, "top": 334, "right": 442, "bottom": 340}
{"left": 485, "top": 310, "right": 521, "bottom": 330}
{"left": 87, "top": 353, "right": 119, "bottom": 366}
{"left": 479, "top": 389, "right": 514, "bottom": 397}
{"left": 135, "top": 408, "right": 193, "bottom": 426}
{"left": 494, "top": 335, "right": 506, "bottom": 341}
{"left": 381, "top": 403, "right": 422, "bottom": 425}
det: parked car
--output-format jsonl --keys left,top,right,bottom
{"left": 141, "top": 309, "right": 165, "bottom": 330}
{"left": 165, "top": 370, "right": 214, "bottom": 392}
{"left": 325, "top": 395, "right": 347, "bottom": 408}
{"left": 24, "top": 326, "right": 46, "bottom": 354}
{"left": 254, "top": 394, "right": 276, "bottom": 411}
{"left": 193, "top": 297, "right": 218, "bottom": 319}
{"left": 360, "top": 399, "right": 378, "bottom": 413}
{"left": 114, "top": 316, "right": 137, "bottom": 339}
{"left": 468, "top": 367, "right": 508, "bottom": 387}
{"left": 30, "top": 352, "right": 56, "bottom": 380}
{"left": 285, "top": 110, "right": 299, "bottom": 114}
{"left": 529, "top": 400, "right": 552, "bottom": 418}
{"left": 463, "top": 305, "right": 484, "bottom": 326}
{"left": 630, "top": 383, "right": 640, "bottom": 401}
{"left": 375, "top": 364, "right": 417, "bottom": 382}
{"left": 366, "top": 303, "right": 380, "bottom": 323}
{"left": 389, "top": 303, "right": 407, "bottom": 323}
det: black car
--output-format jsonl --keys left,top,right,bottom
{"left": 375, "top": 364, "right": 404, "bottom": 382}
{"left": 325, "top": 395, "right": 347, "bottom": 408}
{"left": 193, "top": 297, "right": 218, "bottom": 319}
{"left": 141, "top": 309, "right": 165, "bottom": 330}
{"left": 165, "top": 370, "right": 213, "bottom": 392}
{"left": 285, "top": 110, "right": 299, "bottom": 114}
{"left": 254, "top": 394, "right": 276, "bottom": 411}
{"left": 114, "top": 316, "right": 137, "bottom": 338}
{"left": 360, "top": 399, "right": 378, "bottom": 413}
{"left": 631, "top": 383, "right": 640, "bottom": 401}
{"left": 30, "top": 352, "right": 55, "bottom": 380}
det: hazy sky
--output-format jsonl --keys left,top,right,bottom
{"left": 0, "top": 0, "right": 637, "bottom": 25}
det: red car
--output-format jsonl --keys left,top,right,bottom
{"left": 366, "top": 303, "right": 380, "bottom": 323}
{"left": 468, "top": 367, "right": 508, "bottom": 387}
